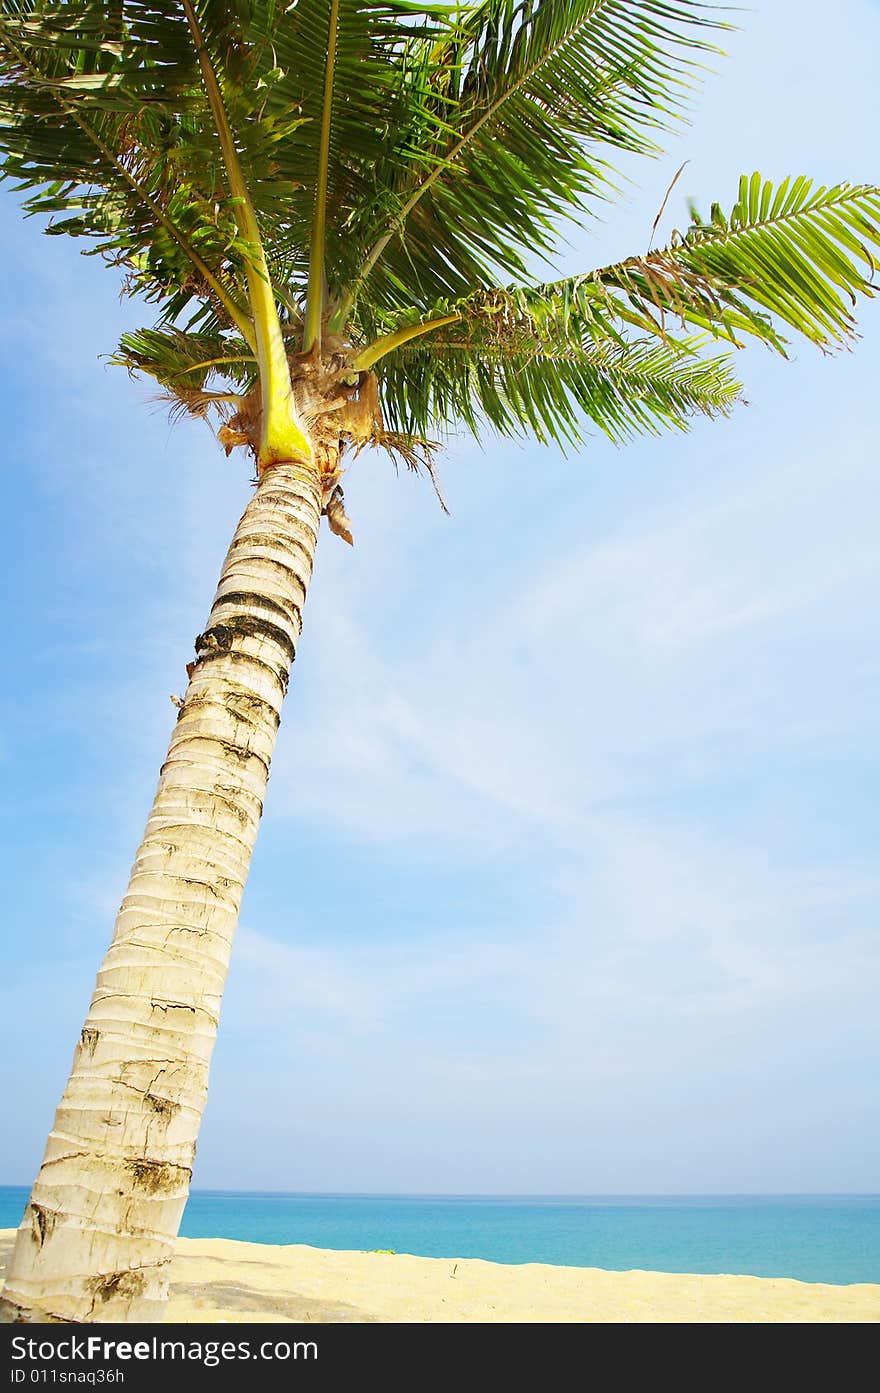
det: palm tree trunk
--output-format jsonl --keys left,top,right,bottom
{"left": 0, "top": 461, "right": 321, "bottom": 1324}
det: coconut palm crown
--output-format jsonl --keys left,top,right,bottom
{"left": 1, "top": 0, "right": 879, "bottom": 1325}
{"left": 3, "top": 0, "right": 879, "bottom": 527}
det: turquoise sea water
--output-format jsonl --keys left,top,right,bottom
{"left": 1, "top": 1189, "right": 878, "bottom": 1285}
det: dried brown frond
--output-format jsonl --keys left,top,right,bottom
{"left": 159, "top": 386, "right": 245, "bottom": 426}
{"left": 216, "top": 385, "right": 261, "bottom": 457}
{"left": 374, "top": 430, "right": 449, "bottom": 515}
{"left": 324, "top": 486, "right": 354, "bottom": 546}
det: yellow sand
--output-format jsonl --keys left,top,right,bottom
{"left": 2, "top": 1230, "right": 878, "bottom": 1323}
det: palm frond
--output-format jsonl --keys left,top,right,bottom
{"left": 346, "top": 0, "right": 729, "bottom": 317}
{"left": 303, "top": 0, "right": 340, "bottom": 351}
{"left": 244, "top": 0, "right": 449, "bottom": 298}
{"left": 0, "top": 1, "right": 260, "bottom": 328}
{"left": 112, "top": 325, "right": 256, "bottom": 391}
{"left": 588, "top": 175, "right": 880, "bottom": 351}
{"left": 379, "top": 330, "right": 743, "bottom": 447}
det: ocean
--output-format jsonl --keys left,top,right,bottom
{"left": 1, "top": 1189, "right": 878, "bottom": 1286}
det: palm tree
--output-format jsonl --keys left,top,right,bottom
{"left": 0, "top": 0, "right": 877, "bottom": 1323}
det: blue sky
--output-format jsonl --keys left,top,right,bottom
{"left": 1, "top": 0, "right": 878, "bottom": 1194}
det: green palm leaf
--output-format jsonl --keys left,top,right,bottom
{"left": 379, "top": 331, "right": 742, "bottom": 447}
{"left": 112, "top": 325, "right": 255, "bottom": 391}
{"left": 0, "top": 1, "right": 260, "bottom": 330}
{"left": 237, "top": 1, "right": 447, "bottom": 296}
{"left": 359, "top": 173, "right": 880, "bottom": 451}
{"left": 345, "top": 0, "right": 728, "bottom": 319}
{"left": 586, "top": 176, "right": 880, "bottom": 351}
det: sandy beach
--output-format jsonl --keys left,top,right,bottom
{"left": 2, "top": 1229, "right": 878, "bottom": 1323}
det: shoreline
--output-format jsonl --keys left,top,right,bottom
{"left": 2, "top": 1230, "right": 879, "bottom": 1322}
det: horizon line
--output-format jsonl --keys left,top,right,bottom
{"left": 3, "top": 1185, "right": 878, "bottom": 1199}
